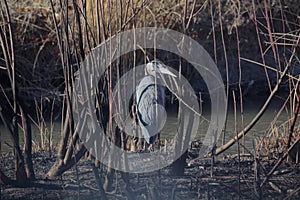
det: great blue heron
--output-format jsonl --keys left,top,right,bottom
{"left": 136, "top": 61, "right": 176, "bottom": 144}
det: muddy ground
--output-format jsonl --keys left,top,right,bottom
{"left": 1, "top": 149, "right": 300, "bottom": 200}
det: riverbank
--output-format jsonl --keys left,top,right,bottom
{"left": 1, "top": 149, "right": 299, "bottom": 199}
{"left": 1, "top": 1, "right": 300, "bottom": 199}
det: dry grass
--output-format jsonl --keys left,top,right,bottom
{"left": 1, "top": 1, "right": 300, "bottom": 198}
{"left": 2, "top": 0, "right": 300, "bottom": 156}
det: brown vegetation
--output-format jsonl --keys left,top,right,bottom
{"left": 1, "top": 0, "right": 300, "bottom": 199}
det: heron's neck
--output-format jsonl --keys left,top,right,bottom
{"left": 149, "top": 74, "right": 165, "bottom": 86}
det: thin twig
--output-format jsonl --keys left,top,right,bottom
{"left": 287, "top": 84, "right": 300, "bottom": 148}
{"left": 215, "top": 33, "right": 300, "bottom": 155}
{"left": 260, "top": 137, "right": 300, "bottom": 187}
{"left": 232, "top": 90, "right": 241, "bottom": 199}
{"left": 218, "top": 0, "right": 229, "bottom": 146}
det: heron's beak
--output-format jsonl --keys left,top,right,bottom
{"left": 159, "top": 67, "right": 177, "bottom": 77}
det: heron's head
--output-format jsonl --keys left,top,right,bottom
{"left": 145, "top": 61, "right": 176, "bottom": 78}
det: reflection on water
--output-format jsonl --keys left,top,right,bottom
{"left": 0, "top": 121, "right": 62, "bottom": 154}
{"left": 0, "top": 95, "right": 289, "bottom": 154}
{"left": 161, "top": 106, "right": 287, "bottom": 153}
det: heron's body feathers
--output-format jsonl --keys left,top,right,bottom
{"left": 136, "top": 76, "right": 165, "bottom": 144}
{"left": 135, "top": 61, "right": 176, "bottom": 144}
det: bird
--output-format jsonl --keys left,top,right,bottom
{"left": 135, "top": 60, "right": 176, "bottom": 145}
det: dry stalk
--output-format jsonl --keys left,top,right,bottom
{"left": 215, "top": 32, "right": 300, "bottom": 155}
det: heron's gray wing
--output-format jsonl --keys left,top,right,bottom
{"left": 136, "top": 76, "right": 166, "bottom": 143}
{"left": 139, "top": 87, "right": 155, "bottom": 121}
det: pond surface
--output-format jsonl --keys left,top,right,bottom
{"left": 0, "top": 94, "right": 290, "bottom": 155}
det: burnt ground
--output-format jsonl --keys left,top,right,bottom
{"left": 1, "top": 149, "right": 300, "bottom": 200}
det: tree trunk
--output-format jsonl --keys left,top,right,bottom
{"left": 170, "top": 85, "right": 194, "bottom": 176}
{"left": 0, "top": 0, "right": 30, "bottom": 186}
{"left": 20, "top": 104, "right": 35, "bottom": 180}
{"left": 47, "top": 144, "right": 86, "bottom": 178}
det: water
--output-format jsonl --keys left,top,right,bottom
{"left": 0, "top": 121, "right": 62, "bottom": 153}
{"left": 161, "top": 97, "right": 289, "bottom": 154}
{"left": 0, "top": 95, "right": 290, "bottom": 155}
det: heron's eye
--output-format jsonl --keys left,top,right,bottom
{"left": 151, "top": 61, "right": 160, "bottom": 65}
